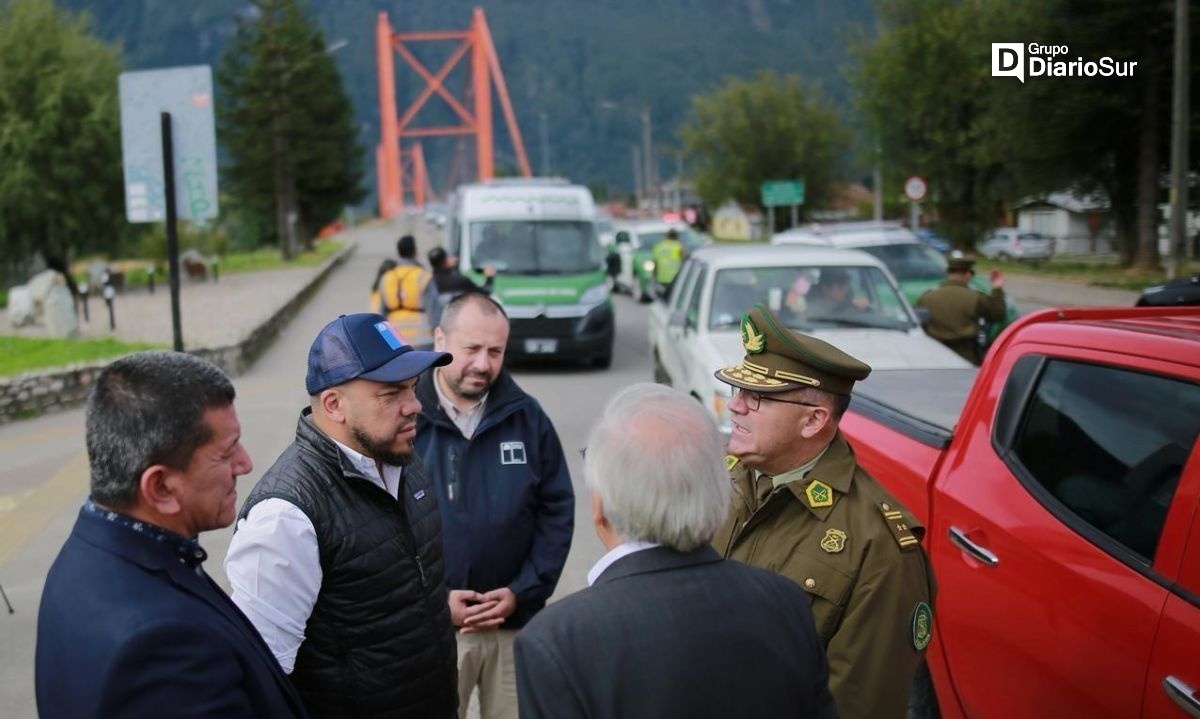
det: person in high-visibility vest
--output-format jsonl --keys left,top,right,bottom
{"left": 381, "top": 235, "right": 433, "bottom": 348}
{"left": 651, "top": 229, "right": 685, "bottom": 299}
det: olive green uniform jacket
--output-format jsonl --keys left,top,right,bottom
{"left": 713, "top": 433, "right": 935, "bottom": 719}
{"left": 916, "top": 278, "right": 1006, "bottom": 364}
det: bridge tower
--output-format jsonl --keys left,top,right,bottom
{"left": 376, "top": 8, "right": 531, "bottom": 217}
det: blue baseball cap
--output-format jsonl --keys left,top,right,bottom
{"left": 306, "top": 313, "right": 451, "bottom": 395}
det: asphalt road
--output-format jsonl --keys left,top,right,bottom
{"left": 0, "top": 217, "right": 1137, "bottom": 716}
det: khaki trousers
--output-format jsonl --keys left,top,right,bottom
{"left": 456, "top": 629, "right": 518, "bottom": 719}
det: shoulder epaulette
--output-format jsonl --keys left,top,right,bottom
{"left": 879, "top": 502, "right": 920, "bottom": 553}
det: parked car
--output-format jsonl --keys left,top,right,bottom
{"left": 916, "top": 227, "right": 952, "bottom": 253}
{"left": 772, "top": 221, "right": 1019, "bottom": 343}
{"left": 977, "top": 227, "right": 1053, "bottom": 261}
{"left": 1137, "top": 275, "right": 1200, "bottom": 306}
{"left": 839, "top": 305, "right": 1200, "bottom": 718}
{"left": 608, "top": 221, "right": 709, "bottom": 302}
{"left": 647, "top": 244, "right": 970, "bottom": 433}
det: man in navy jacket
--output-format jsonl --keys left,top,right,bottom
{"left": 415, "top": 292, "right": 574, "bottom": 719}
{"left": 35, "top": 351, "right": 306, "bottom": 719}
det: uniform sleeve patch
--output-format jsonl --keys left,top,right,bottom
{"left": 880, "top": 502, "right": 920, "bottom": 552}
{"left": 912, "top": 601, "right": 933, "bottom": 650}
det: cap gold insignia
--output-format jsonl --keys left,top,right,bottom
{"left": 740, "top": 315, "right": 765, "bottom": 354}
{"left": 912, "top": 601, "right": 933, "bottom": 650}
{"left": 805, "top": 480, "right": 833, "bottom": 508}
{"left": 820, "top": 528, "right": 847, "bottom": 553}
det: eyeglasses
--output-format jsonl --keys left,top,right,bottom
{"left": 734, "top": 387, "right": 820, "bottom": 412}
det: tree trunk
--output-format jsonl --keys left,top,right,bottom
{"left": 1133, "top": 42, "right": 1162, "bottom": 272}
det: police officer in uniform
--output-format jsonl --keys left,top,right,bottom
{"left": 651, "top": 228, "right": 685, "bottom": 299}
{"left": 711, "top": 304, "right": 935, "bottom": 719}
{"left": 916, "top": 253, "right": 1006, "bottom": 365}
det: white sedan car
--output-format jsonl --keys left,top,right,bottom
{"left": 648, "top": 244, "right": 972, "bottom": 432}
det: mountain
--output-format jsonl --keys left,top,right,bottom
{"left": 60, "top": 0, "right": 875, "bottom": 201}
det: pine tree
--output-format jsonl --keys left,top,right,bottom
{"left": 216, "top": 0, "right": 364, "bottom": 259}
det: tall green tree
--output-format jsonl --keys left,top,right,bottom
{"left": 682, "top": 71, "right": 849, "bottom": 228}
{"left": 0, "top": 0, "right": 124, "bottom": 276}
{"left": 217, "top": 0, "right": 364, "bottom": 259}
{"left": 851, "top": 0, "right": 1013, "bottom": 248}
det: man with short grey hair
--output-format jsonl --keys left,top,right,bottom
{"left": 513, "top": 383, "right": 835, "bottom": 718}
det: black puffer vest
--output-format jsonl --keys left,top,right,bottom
{"left": 239, "top": 411, "right": 457, "bottom": 718}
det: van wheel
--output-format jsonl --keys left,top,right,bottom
{"left": 632, "top": 279, "right": 645, "bottom": 303}
{"left": 652, "top": 350, "right": 670, "bottom": 384}
{"left": 592, "top": 353, "right": 612, "bottom": 369}
{"left": 906, "top": 660, "right": 941, "bottom": 719}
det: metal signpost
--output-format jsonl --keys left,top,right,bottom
{"left": 904, "top": 175, "right": 928, "bottom": 231}
{"left": 761, "top": 180, "right": 806, "bottom": 233}
{"left": 118, "top": 66, "right": 219, "bottom": 352}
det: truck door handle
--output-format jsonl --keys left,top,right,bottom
{"left": 948, "top": 526, "right": 999, "bottom": 567}
{"left": 1164, "top": 676, "right": 1200, "bottom": 718}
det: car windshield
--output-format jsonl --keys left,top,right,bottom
{"left": 708, "top": 265, "right": 915, "bottom": 331}
{"left": 638, "top": 228, "right": 701, "bottom": 251}
{"left": 469, "top": 220, "right": 603, "bottom": 274}
{"left": 856, "top": 243, "right": 947, "bottom": 280}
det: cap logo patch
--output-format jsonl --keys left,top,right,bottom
{"left": 740, "top": 315, "right": 765, "bottom": 354}
{"left": 805, "top": 479, "right": 834, "bottom": 508}
{"left": 820, "top": 528, "right": 847, "bottom": 553}
{"left": 374, "top": 321, "right": 403, "bottom": 350}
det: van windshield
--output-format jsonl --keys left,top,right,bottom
{"left": 469, "top": 221, "right": 602, "bottom": 274}
{"left": 856, "top": 243, "right": 947, "bottom": 281}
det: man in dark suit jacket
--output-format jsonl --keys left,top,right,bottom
{"left": 515, "top": 384, "right": 835, "bottom": 718}
{"left": 35, "top": 351, "right": 307, "bottom": 719}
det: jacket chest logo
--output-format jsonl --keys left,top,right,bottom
{"left": 500, "top": 441, "right": 527, "bottom": 465}
{"left": 820, "top": 528, "right": 847, "bottom": 553}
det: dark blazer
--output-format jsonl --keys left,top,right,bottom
{"left": 514, "top": 545, "right": 836, "bottom": 718}
{"left": 35, "top": 507, "right": 307, "bottom": 719}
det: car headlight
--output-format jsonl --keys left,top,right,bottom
{"left": 641, "top": 259, "right": 656, "bottom": 273}
{"left": 579, "top": 283, "right": 610, "bottom": 306}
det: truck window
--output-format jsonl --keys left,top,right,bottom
{"left": 1009, "top": 359, "right": 1200, "bottom": 561}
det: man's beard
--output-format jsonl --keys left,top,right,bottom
{"left": 351, "top": 426, "right": 413, "bottom": 467}
{"left": 451, "top": 368, "right": 495, "bottom": 400}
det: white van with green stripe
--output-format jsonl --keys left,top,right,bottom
{"left": 446, "top": 178, "right": 615, "bottom": 367}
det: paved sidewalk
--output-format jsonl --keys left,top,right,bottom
{"left": 2, "top": 244, "right": 355, "bottom": 350}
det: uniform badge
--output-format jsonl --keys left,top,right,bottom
{"left": 911, "top": 601, "right": 934, "bottom": 650}
{"left": 820, "top": 528, "right": 847, "bottom": 553}
{"left": 724, "top": 454, "right": 740, "bottom": 471}
{"left": 740, "top": 315, "right": 765, "bottom": 354}
{"left": 805, "top": 479, "right": 834, "bottom": 508}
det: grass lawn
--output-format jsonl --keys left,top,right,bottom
{"left": 975, "top": 257, "right": 1200, "bottom": 291}
{"left": 217, "top": 239, "right": 342, "bottom": 274}
{"left": 0, "top": 336, "right": 162, "bottom": 377}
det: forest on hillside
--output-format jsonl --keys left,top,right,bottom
{"left": 58, "top": 0, "right": 876, "bottom": 198}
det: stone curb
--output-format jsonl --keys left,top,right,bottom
{"left": 0, "top": 241, "right": 356, "bottom": 426}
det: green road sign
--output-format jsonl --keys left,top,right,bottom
{"left": 761, "top": 180, "right": 805, "bottom": 207}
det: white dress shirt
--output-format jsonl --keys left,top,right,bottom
{"left": 225, "top": 436, "right": 402, "bottom": 673}
{"left": 586, "top": 540, "right": 660, "bottom": 586}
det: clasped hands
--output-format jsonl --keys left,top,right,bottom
{"left": 449, "top": 587, "right": 516, "bottom": 634}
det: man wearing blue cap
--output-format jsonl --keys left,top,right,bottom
{"left": 225, "top": 313, "right": 458, "bottom": 718}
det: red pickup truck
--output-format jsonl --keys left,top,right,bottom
{"left": 840, "top": 307, "right": 1200, "bottom": 719}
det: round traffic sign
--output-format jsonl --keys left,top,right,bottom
{"left": 904, "top": 175, "right": 927, "bottom": 202}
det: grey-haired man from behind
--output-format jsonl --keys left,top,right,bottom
{"left": 514, "top": 383, "right": 835, "bottom": 718}
{"left": 225, "top": 313, "right": 458, "bottom": 718}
